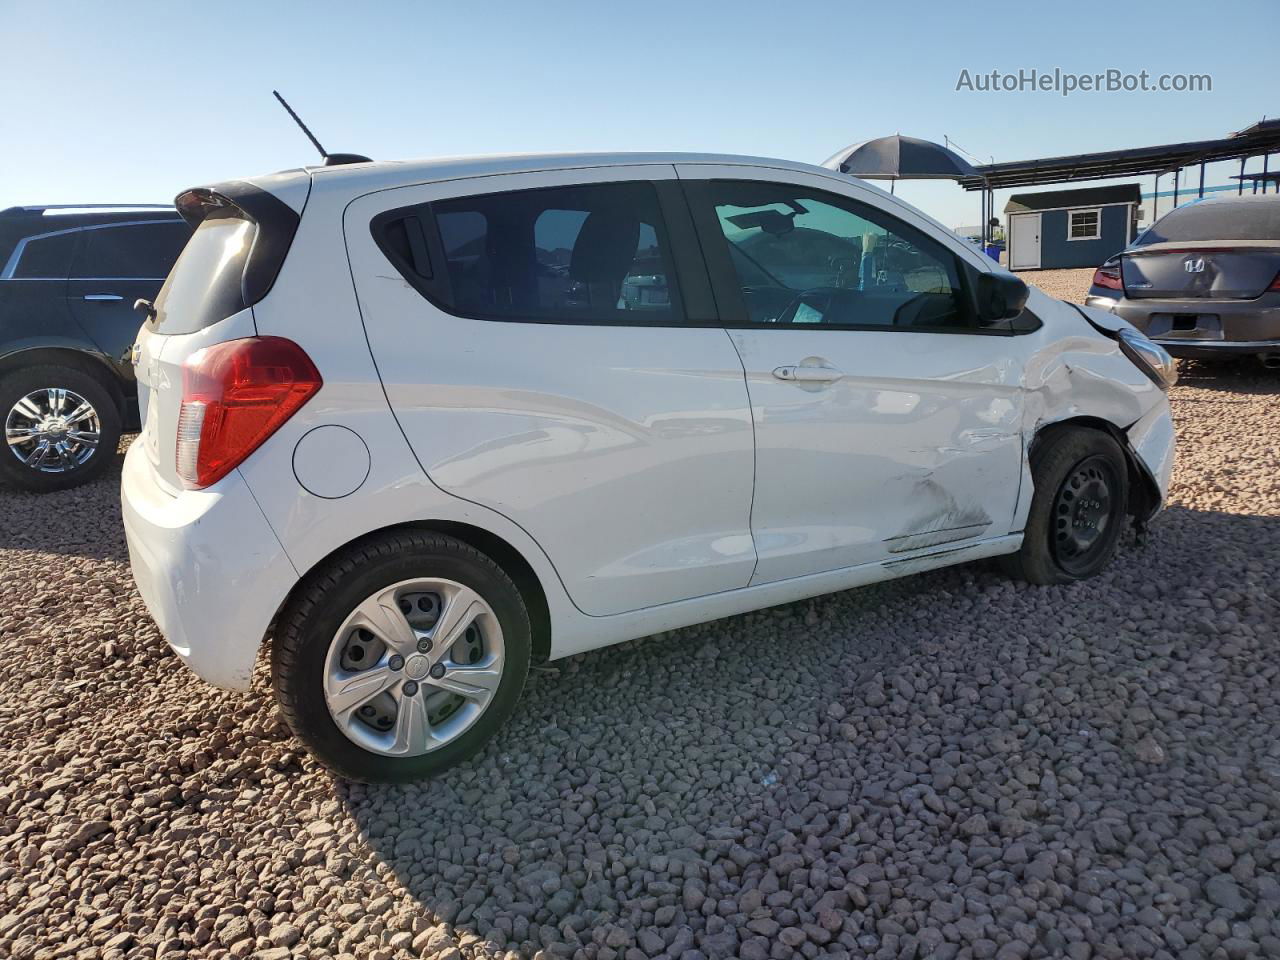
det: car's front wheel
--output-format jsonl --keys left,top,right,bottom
{"left": 1003, "top": 426, "right": 1130, "bottom": 585}
{"left": 272, "top": 531, "right": 531, "bottom": 782}
{"left": 0, "top": 365, "right": 122, "bottom": 492}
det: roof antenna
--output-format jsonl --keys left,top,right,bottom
{"left": 272, "top": 90, "right": 371, "bottom": 166}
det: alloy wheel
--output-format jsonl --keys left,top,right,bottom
{"left": 323, "top": 578, "right": 505, "bottom": 757}
{"left": 4, "top": 387, "right": 102, "bottom": 473}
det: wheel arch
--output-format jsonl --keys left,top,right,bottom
{"left": 272, "top": 519, "right": 553, "bottom": 663}
{"left": 1029, "top": 415, "right": 1160, "bottom": 524}
{"left": 0, "top": 345, "right": 128, "bottom": 415}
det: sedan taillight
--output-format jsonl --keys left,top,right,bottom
{"left": 1269, "top": 271, "right": 1280, "bottom": 292}
{"left": 177, "top": 337, "right": 322, "bottom": 488}
{"left": 1092, "top": 263, "right": 1123, "bottom": 291}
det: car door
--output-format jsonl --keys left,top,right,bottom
{"left": 677, "top": 164, "right": 1025, "bottom": 584}
{"left": 0, "top": 228, "right": 80, "bottom": 355}
{"left": 66, "top": 220, "right": 191, "bottom": 378}
{"left": 344, "top": 165, "right": 756, "bottom": 616}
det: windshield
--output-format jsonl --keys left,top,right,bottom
{"left": 1136, "top": 200, "right": 1280, "bottom": 245}
{"left": 152, "top": 215, "right": 257, "bottom": 334}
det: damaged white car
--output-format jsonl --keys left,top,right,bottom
{"left": 122, "top": 153, "right": 1175, "bottom": 781}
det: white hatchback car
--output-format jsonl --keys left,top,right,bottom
{"left": 122, "top": 153, "right": 1176, "bottom": 782}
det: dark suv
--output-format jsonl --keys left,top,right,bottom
{"left": 0, "top": 205, "right": 191, "bottom": 491}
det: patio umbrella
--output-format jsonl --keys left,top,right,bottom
{"left": 822, "top": 135, "right": 978, "bottom": 192}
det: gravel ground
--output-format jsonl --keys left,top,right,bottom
{"left": 2, "top": 269, "right": 1279, "bottom": 960}
{"left": 1015, "top": 269, "right": 1097, "bottom": 304}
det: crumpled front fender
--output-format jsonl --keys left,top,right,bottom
{"left": 1012, "top": 289, "right": 1174, "bottom": 527}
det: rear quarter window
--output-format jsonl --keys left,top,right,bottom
{"left": 151, "top": 215, "right": 257, "bottom": 334}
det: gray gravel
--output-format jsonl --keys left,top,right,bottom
{"left": 2, "top": 271, "right": 1280, "bottom": 960}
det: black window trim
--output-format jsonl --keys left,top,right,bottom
{"left": 370, "top": 178, "right": 723, "bottom": 329}
{"left": 681, "top": 178, "right": 1041, "bottom": 337}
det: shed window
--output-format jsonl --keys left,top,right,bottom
{"left": 1067, "top": 208, "right": 1101, "bottom": 241}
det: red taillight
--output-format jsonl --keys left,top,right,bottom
{"left": 1270, "top": 271, "right": 1280, "bottom": 292}
{"left": 177, "top": 337, "right": 322, "bottom": 488}
{"left": 1092, "top": 264, "right": 1123, "bottom": 291}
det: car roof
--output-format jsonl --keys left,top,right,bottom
{"left": 1179, "top": 192, "right": 1280, "bottom": 206}
{"left": 267, "top": 149, "right": 995, "bottom": 273}
{"left": 1, "top": 204, "right": 179, "bottom": 218}
{"left": 300, "top": 151, "right": 845, "bottom": 198}
{"left": 0, "top": 205, "right": 181, "bottom": 234}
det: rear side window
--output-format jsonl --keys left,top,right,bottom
{"left": 152, "top": 215, "right": 257, "bottom": 334}
{"left": 72, "top": 221, "right": 190, "bottom": 279}
{"left": 9, "top": 232, "right": 78, "bottom": 279}
{"left": 1138, "top": 200, "right": 1280, "bottom": 244}
{"left": 374, "top": 181, "right": 684, "bottom": 324}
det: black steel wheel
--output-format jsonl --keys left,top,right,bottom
{"left": 1050, "top": 454, "right": 1121, "bottom": 576}
{"left": 1002, "top": 427, "right": 1129, "bottom": 585}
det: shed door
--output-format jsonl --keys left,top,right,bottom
{"left": 1009, "top": 213, "right": 1041, "bottom": 269}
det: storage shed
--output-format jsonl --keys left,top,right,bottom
{"left": 1004, "top": 185, "right": 1140, "bottom": 270}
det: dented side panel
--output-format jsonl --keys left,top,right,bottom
{"left": 733, "top": 285, "right": 1171, "bottom": 581}
{"left": 729, "top": 324, "right": 1026, "bottom": 585}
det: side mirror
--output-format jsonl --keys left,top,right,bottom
{"left": 974, "top": 271, "right": 1029, "bottom": 323}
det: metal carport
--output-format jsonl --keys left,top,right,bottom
{"left": 958, "top": 119, "right": 1280, "bottom": 249}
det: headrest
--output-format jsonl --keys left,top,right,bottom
{"left": 570, "top": 212, "right": 640, "bottom": 284}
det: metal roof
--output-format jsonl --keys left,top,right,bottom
{"left": 959, "top": 119, "right": 1280, "bottom": 191}
{"left": 1004, "top": 184, "right": 1141, "bottom": 213}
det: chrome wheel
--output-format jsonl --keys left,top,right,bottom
{"left": 5, "top": 387, "right": 101, "bottom": 473}
{"left": 323, "top": 578, "right": 505, "bottom": 758}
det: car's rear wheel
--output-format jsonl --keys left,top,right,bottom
{"left": 0, "top": 365, "right": 121, "bottom": 492}
{"left": 272, "top": 531, "right": 531, "bottom": 782}
{"left": 1002, "top": 427, "right": 1129, "bottom": 585}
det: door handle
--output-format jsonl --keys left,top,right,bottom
{"left": 82, "top": 294, "right": 124, "bottom": 301}
{"left": 773, "top": 364, "right": 844, "bottom": 383}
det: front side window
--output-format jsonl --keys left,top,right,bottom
{"left": 707, "top": 182, "right": 970, "bottom": 329}
{"left": 71, "top": 221, "right": 190, "bottom": 279}
{"left": 376, "top": 181, "right": 683, "bottom": 324}
{"left": 1068, "top": 209, "right": 1101, "bottom": 240}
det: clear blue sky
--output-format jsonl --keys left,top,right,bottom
{"left": 1, "top": 0, "right": 1274, "bottom": 229}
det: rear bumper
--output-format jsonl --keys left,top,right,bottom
{"left": 120, "top": 439, "right": 298, "bottom": 690}
{"left": 1148, "top": 339, "right": 1280, "bottom": 359}
{"left": 1085, "top": 292, "right": 1280, "bottom": 357}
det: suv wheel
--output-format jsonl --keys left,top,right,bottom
{"left": 0, "top": 365, "right": 122, "bottom": 492}
{"left": 1002, "top": 427, "right": 1130, "bottom": 585}
{"left": 272, "top": 531, "right": 531, "bottom": 782}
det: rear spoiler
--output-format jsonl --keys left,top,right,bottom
{"left": 174, "top": 180, "right": 301, "bottom": 308}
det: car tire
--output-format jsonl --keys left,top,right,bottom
{"left": 1002, "top": 427, "right": 1130, "bottom": 586}
{"left": 272, "top": 531, "right": 531, "bottom": 782}
{"left": 0, "top": 364, "right": 123, "bottom": 493}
